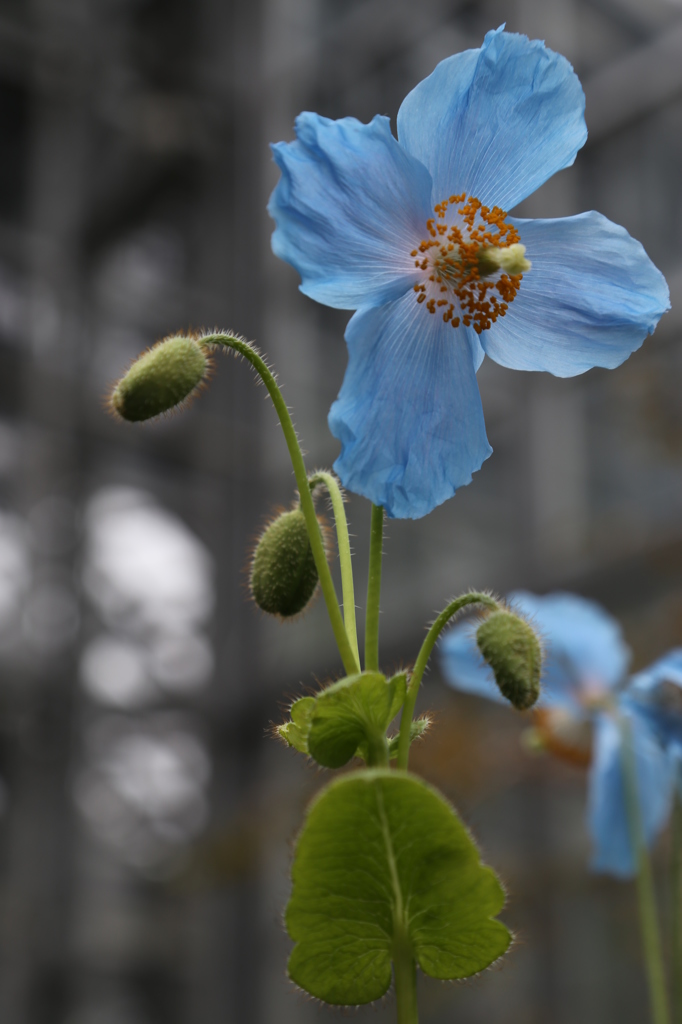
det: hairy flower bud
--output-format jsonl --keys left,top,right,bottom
{"left": 250, "top": 505, "right": 324, "bottom": 618}
{"left": 476, "top": 610, "right": 541, "bottom": 710}
{"left": 109, "top": 334, "right": 212, "bottom": 422}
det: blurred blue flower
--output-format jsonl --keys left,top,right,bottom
{"left": 269, "top": 28, "right": 669, "bottom": 519}
{"left": 629, "top": 650, "right": 682, "bottom": 792}
{"left": 441, "top": 592, "right": 673, "bottom": 878}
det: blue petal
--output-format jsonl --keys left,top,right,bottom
{"left": 397, "top": 28, "right": 587, "bottom": 211}
{"left": 268, "top": 113, "right": 433, "bottom": 310}
{"left": 630, "top": 649, "right": 682, "bottom": 698}
{"left": 509, "top": 591, "right": 630, "bottom": 707}
{"left": 628, "top": 649, "right": 682, "bottom": 748}
{"left": 481, "top": 212, "right": 670, "bottom": 375}
{"left": 440, "top": 620, "right": 506, "bottom": 704}
{"left": 328, "top": 290, "right": 491, "bottom": 519}
{"left": 670, "top": 743, "right": 682, "bottom": 800}
{"left": 588, "top": 709, "right": 672, "bottom": 878}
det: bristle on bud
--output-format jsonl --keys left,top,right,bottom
{"left": 476, "top": 610, "right": 541, "bottom": 710}
{"left": 109, "top": 334, "right": 212, "bottom": 422}
{"left": 250, "top": 505, "right": 326, "bottom": 619}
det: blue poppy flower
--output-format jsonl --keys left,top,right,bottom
{"left": 441, "top": 592, "right": 673, "bottom": 878}
{"left": 268, "top": 27, "right": 670, "bottom": 519}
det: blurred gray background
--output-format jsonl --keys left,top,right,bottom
{"left": 0, "top": 0, "right": 681, "bottom": 1021}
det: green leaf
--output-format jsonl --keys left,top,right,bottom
{"left": 278, "top": 672, "right": 407, "bottom": 768}
{"left": 286, "top": 769, "right": 511, "bottom": 1005}
{"left": 387, "top": 715, "right": 430, "bottom": 760}
{"left": 277, "top": 696, "right": 315, "bottom": 753}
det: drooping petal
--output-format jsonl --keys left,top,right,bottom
{"left": 328, "top": 292, "right": 491, "bottom": 519}
{"left": 440, "top": 620, "right": 506, "bottom": 705}
{"left": 588, "top": 709, "right": 672, "bottom": 878}
{"left": 481, "top": 212, "right": 670, "bottom": 375}
{"left": 397, "top": 27, "right": 586, "bottom": 211}
{"left": 269, "top": 113, "right": 433, "bottom": 310}
{"left": 628, "top": 649, "right": 682, "bottom": 748}
{"left": 509, "top": 591, "right": 630, "bottom": 707}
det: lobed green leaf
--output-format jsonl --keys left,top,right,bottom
{"left": 286, "top": 769, "right": 511, "bottom": 1005}
{"left": 278, "top": 671, "right": 407, "bottom": 768}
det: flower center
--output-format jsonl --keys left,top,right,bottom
{"left": 411, "top": 194, "right": 531, "bottom": 334}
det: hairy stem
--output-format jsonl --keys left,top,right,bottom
{"left": 396, "top": 592, "right": 500, "bottom": 770}
{"left": 365, "top": 504, "right": 384, "bottom": 671}
{"left": 207, "top": 334, "right": 359, "bottom": 675}
{"left": 620, "top": 712, "right": 671, "bottom": 1024}
{"left": 308, "top": 471, "right": 360, "bottom": 670}
{"left": 365, "top": 733, "right": 390, "bottom": 768}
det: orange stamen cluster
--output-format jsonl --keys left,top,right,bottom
{"left": 411, "top": 194, "right": 524, "bottom": 334}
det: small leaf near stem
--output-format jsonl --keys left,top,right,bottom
{"left": 396, "top": 592, "right": 500, "bottom": 770}
{"left": 387, "top": 717, "right": 431, "bottom": 761}
{"left": 619, "top": 711, "right": 671, "bottom": 1024}
{"left": 365, "top": 504, "right": 384, "bottom": 671}
{"left": 308, "top": 471, "right": 360, "bottom": 669}
{"left": 277, "top": 671, "right": 406, "bottom": 769}
{"left": 205, "top": 334, "right": 359, "bottom": 676}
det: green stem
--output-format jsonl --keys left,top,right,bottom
{"left": 672, "top": 791, "right": 682, "bottom": 1023}
{"left": 365, "top": 732, "right": 390, "bottom": 768}
{"left": 379, "top": 781, "right": 418, "bottom": 1024}
{"left": 365, "top": 504, "right": 384, "bottom": 671}
{"left": 207, "top": 334, "right": 359, "bottom": 676}
{"left": 619, "top": 711, "right": 671, "bottom": 1024}
{"left": 396, "top": 592, "right": 499, "bottom": 771}
{"left": 393, "top": 938, "right": 418, "bottom": 1024}
{"left": 308, "top": 472, "right": 360, "bottom": 670}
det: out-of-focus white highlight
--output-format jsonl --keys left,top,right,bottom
{"left": 76, "top": 487, "right": 216, "bottom": 868}
{"left": 83, "top": 486, "right": 214, "bottom": 631}
{"left": 75, "top": 721, "right": 211, "bottom": 868}
{"left": 149, "top": 632, "right": 214, "bottom": 693}
{"left": 80, "top": 637, "right": 153, "bottom": 708}
{"left": 0, "top": 513, "right": 30, "bottom": 640}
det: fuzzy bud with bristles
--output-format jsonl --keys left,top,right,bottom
{"left": 109, "top": 334, "right": 212, "bottom": 422}
{"left": 250, "top": 505, "right": 325, "bottom": 618}
{"left": 476, "top": 610, "right": 541, "bottom": 710}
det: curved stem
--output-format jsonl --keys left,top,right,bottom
{"left": 308, "top": 471, "right": 360, "bottom": 669}
{"left": 206, "top": 334, "right": 359, "bottom": 675}
{"left": 619, "top": 711, "right": 671, "bottom": 1024}
{"left": 365, "top": 504, "right": 384, "bottom": 671}
{"left": 396, "top": 592, "right": 500, "bottom": 770}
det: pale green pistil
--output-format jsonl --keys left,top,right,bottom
{"left": 477, "top": 242, "right": 532, "bottom": 278}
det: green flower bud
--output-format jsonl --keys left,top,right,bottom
{"left": 476, "top": 610, "right": 541, "bottom": 710}
{"left": 250, "top": 505, "right": 325, "bottom": 618}
{"left": 109, "top": 334, "right": 212, "bottom": 422}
